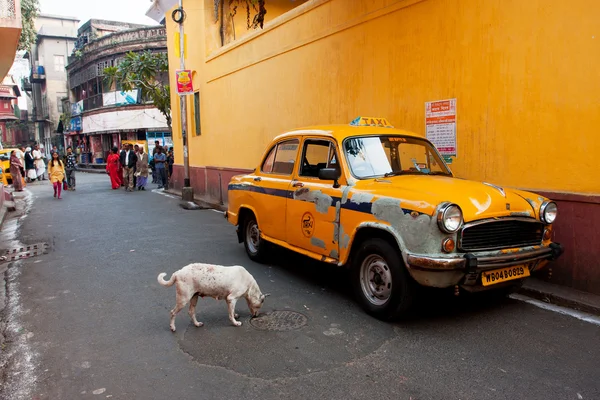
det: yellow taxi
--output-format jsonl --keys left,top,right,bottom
{"left": 0, "top": 148, "right": 21, "bottom": 186}
{"left": 225, "top": 117, "right": 564, "bottom": 320}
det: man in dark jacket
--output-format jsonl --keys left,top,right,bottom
{"left": 119, "top": 143, "right": 138, "bottom": 192}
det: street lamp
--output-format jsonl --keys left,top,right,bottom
{"left": 147, "top": 0, "right": 194, "bottom": 202}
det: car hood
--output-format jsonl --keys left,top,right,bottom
{"left": 352, "top": 175, "right": 547, "bottom": 222}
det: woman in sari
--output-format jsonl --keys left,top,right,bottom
{"left": 9, "top": 150, "right": 24, "bottom": 192}
{"left": 106, "top": 147, "right": 122, "bottom": 190}
{"left": 135, "top": 146, "right": 149, "bottom": 190}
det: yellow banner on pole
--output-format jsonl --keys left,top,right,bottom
{"left": 174, "top": 33, "right": 188, "bottom": 58}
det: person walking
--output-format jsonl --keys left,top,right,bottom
{"left": 106, "top": 147, "right": 122, "bottom": 190}
{"left": 9, "top": 150, "right": 24, "bottom": 192}
{"left": 153, "top": 146, "right": 167, "bottom": 189}
{"left": 64, "top": 146, "right": 77, "bottom": 191}
{"left": 24, "top": 147, "right": 36, "bottom": 182}
{"left": 32, "top": 144, "right": 46, "bottom": 181}
{"left": 151, "top": 140, "right": 161, "bottom": 184}
{"left": 135, "top": 147, "right": 149, "bottom": 191}
{"left": 48, "top": 152, "right": 65, "bottom": 199}
{"left": 119, "top": 143, "right": 137, "bottom": 192}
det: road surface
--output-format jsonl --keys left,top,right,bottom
{"left": 0, "top": 173, "right": 598, "bottom": 400}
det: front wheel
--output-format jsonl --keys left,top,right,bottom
{"left": 242, "top": 214, "right": 268, "bottom": 262}
{"left": 352, "top": 238, "right": 416, "bottom": 321}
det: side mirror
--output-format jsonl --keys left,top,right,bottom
{"left": 318, "top": 167, "right": 341, "bottom": 188}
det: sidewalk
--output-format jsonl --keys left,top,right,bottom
{"left": 519, "top": 278, "right": 600, "bottom": 315}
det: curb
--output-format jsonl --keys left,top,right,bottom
{"left": 164, "top": 188, "right": 226, "bottom": 211}
{"left": 518, "top": 280, "right": 600, "bottom": 316}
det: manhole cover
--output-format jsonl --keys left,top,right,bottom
{"left": 249, "top": 310, "right": 308, "bottom": 331}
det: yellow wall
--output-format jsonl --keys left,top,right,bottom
{"left": 167, "top": 0, "right": 600, "bottom": 194}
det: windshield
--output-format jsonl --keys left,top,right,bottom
{"left": 343, "top": 135, "right": 451, "bottom": 179}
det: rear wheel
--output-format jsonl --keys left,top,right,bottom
{"left": 242, "top": 214, "right": 268, "bottom": 262}
{"left": 352, "top": 238, "right": 416, "bottom": 321}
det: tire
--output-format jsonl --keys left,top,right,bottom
{"left": 242, "top": 214, "right": 268, "bottom": 263}
{"left": 351, "top": 238, "right": 416, "bottom": 321}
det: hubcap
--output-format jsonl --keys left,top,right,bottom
{"left": 246, "top": 220, "right": 261, "bottom": 254}
{"left": 359, "top": 254, "right": 392, "bottom": 306}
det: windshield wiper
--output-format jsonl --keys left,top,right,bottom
{"left": 383, "top": 171, "right": 402, "bottom": 177}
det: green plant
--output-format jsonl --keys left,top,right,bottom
{"left": 103, "top": 51, "right": 171, "bottom": 128}
{"left": 18, "top": 0, "right": 40, "bottom": 51}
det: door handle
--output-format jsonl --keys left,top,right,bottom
{"left": 292, "top": 182, "right": 304, "bottom": 188}
{"left": 254, "top": 177, "right": 262, "bottom": 182}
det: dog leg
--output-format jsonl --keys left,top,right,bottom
{"left": 227, "top": 296, "right": 242, "bottom": 326}
{"left": 188, "top": 293, "right": 203, "bottom": 327}
{"left": 170, "top": 292, "right": 187, "bottom": 332}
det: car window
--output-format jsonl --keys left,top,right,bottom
{"left": 300, "top": 140, "right": 338, "bottom": 178}
{"left": 262, "top": 139, "right": 299, "bottom": 175}
{"left": 261, "top": 146, "right": 276, "bottom": 173}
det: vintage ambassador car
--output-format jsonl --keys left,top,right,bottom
{"left": 225, "top": 117, "right": 564, "bottom": 320}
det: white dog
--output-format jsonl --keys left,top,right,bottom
{"left": 157, "top": 263, "right": 268, "bottom": 332}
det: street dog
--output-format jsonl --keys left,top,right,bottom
{"left": 157, "top": 263, "right": 269, "bottom": 332}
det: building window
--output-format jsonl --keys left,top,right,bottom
{"left": 57, "top": 97, "right": 63, "bottom": 113}
{"left": 194, "top": 92, "right": 201, "bottom": 136}
{"left": 54, "top": 55, "right": 65, "bottom": 72}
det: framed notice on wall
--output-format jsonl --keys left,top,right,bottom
{"left": 425, "top": 98, "right": 457, "bottom": 162}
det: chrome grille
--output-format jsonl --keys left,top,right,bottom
{"left": 459, "top": 219, "right": 544, "bottom": 252}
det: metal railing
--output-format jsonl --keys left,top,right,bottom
{"left": 0, "top": 0, "right": 17, "bottom": 19}
{"left": 83, "top": 94, "right": 103, "bottom": 111}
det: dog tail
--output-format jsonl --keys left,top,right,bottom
{"left": 157, "top": 272, "right": 176, "bottom": 287}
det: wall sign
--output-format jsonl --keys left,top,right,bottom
{"left": 425, "top": 98, "right": 457, "bottom": 158}
{"left": 175, "top": 70, "right": 193, "bottom": 96}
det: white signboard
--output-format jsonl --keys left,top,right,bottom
{"left": 103, "top": 90, "right": 139, "bottom": 106}
{"left": 425, "top": 98, "right": 457, "bottom": 157}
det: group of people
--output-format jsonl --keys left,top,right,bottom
{"left": 105, "top": 141, "right": 171, "bottom": 192}
{"left": 8, "top": 145, "right": 77, "bottom": 200}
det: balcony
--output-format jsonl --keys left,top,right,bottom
{"left": 0, "top": 0, "right": 22, "bottom": 80}
{"left": 21, "top": 77, "right": 31, "bottom": 91}
{"left": 83, "top": 93, "right": 103, "bottom": 111}
{"left": 30, "top": 63, "right": 46, "bottom": 83}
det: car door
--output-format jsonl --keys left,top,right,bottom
{"left": 250, "top": 138, "right": 299, "bottom": 241}
{"left": 285, "top": 138, "right": 345, "bottom": 259}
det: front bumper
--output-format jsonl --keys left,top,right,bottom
{"left": 405, "top": 243, "right": 564, "bottom": 288}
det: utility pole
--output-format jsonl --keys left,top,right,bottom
{"left": 174, "top": 0, "right": 193, "bottom": 202}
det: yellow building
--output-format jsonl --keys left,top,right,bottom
{"left": 0, "top": 0, "right": 22, "bottom": 81}
{"left": 157, "top": 0, "right": 600, "bottom": 294}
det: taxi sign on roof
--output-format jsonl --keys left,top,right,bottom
{"left": 350, "top": 116, "right": 393, "bottom": 128}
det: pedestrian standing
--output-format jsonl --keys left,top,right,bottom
{"left": 133, "top": 144, "right": 140, "bottom": 188}
{"left": 106, "top": 147, "right": 122, "bottom": 190}
{"left": 9, "top": 150, "right": 24, "bottom": 192}
{"left": 118, "top": 144, "right": 126, "bottom": 187}
{"left": 151, "top": 140, "right": 161, "bottom": 184}
{"left": 24, "top": 147, "right": 36, "bottom": 182}
{"left": 135, "top": 147, "right": 149, "bottom": 191}
{"left": 64, "top": 146, "right": 77, "bottom": 191}
{"left": 48, "top": 152, "right": 65, "bottom": 199}
{"left": 119, "top": 143, "right": 137, "bottom": 192}
{"left": 32, "top": 144, "right": 46, "bottom": 181}
{"left": 153, "top": 146, "right": 167, "bottom": 189}
{"left": 167, "top": 147, "right": 174, "bottom": 184}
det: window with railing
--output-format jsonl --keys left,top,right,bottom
{"left": 83, "top": 93, "right": 103, "bottom": 111}
{"left": 0, "top": 0, "right": 16, "bottom": 19}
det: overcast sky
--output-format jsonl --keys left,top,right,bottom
{"left": 39, "top": 0, "right": 158, "bottom": 26}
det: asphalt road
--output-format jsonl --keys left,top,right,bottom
{"left": 1, "top": 173, "right": 598, "bottom": 400}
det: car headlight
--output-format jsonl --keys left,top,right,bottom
{"left": 437, "top": 203, "right": 463, "bottom": 233}
{"left": 540, "top": 201, "right": 557, "bottom": 224}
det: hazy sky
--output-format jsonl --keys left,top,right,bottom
{"left": 39, "top": 0, "right": 158, "bottom": 26}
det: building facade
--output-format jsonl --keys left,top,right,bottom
{"left": 23, "top": 14, "right": 79, "bottom": 152}
{"left": 65, "top": 21, "right": 170, "bottom": 163}
{"left": 0, "top": 0, "right": 21, "bottom": 82}
{"left": 157, "top": 0, "right": 600, "bottom": 295}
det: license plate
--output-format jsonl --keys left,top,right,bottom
{"left": 481, "top": 265, "right": 530, "bottom": 286}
